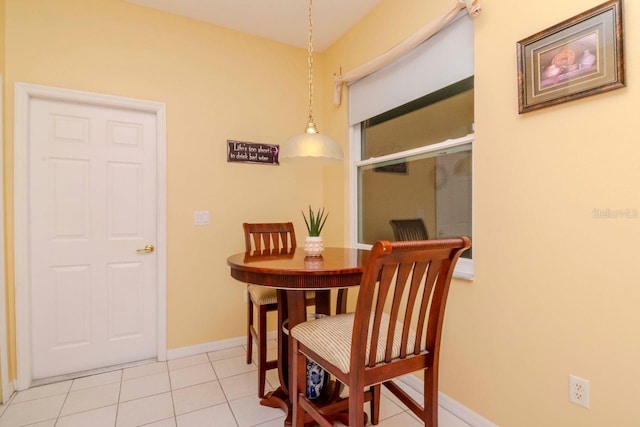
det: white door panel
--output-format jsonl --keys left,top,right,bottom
{"left": 29, "top": 98, "right": 157, "bottom": 379}
{"left": 50, "top": 265, "right": 91, "bottom": 348}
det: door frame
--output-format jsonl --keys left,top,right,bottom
{"left": 0, "top": 75, "right": 12, "bottom": 403}
{"left": 14, "top": 83, "right": 167, "bottom": 390}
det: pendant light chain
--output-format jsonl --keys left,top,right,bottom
{"left": 279, "top": 0, "right": 343, "bottom": 161}
{"left": 280, "top": 0, "right": 343, "bottom": 160}
{"left": 307, "top": 0, "right": 315, "bottom": 128}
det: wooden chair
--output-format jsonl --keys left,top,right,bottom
{"left": 291, "top": 237, "right": 471, "bottom": 426}
{"left": 243, "top": 222, "right": 314, "bottom": 397}
{"left": 390, "top": 218, "right": 429, "bottom": 241}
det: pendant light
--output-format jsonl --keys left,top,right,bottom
{"left": 279, "top": 0, "right": 343, "bottom": 163}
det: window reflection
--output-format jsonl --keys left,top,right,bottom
{"left": 358, "top": 82, "right": 473, "bottom": 259}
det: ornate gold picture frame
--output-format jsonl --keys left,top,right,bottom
{"left": 517, "top": 0, "right": 624, "bottom": 113}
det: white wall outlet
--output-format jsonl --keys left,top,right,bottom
{"left": 194, "top": 210, "right": 210, "bottom": 226}
{"left": 243, "top": 289, "right": 248, "bottom": 303}
{"left": 569, "top": 374, "right": 590, "bottom": 408}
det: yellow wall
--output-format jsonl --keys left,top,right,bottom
{"left": 3, "top": 0, "right": 331, "bottom": 376}
{"left": 0, "top": 0, "right": 4, "bottom": 73}
{"left": 4, "top": 0, "right": 640, "bottom": 424}
{"left": 325, "top": 0, "right": 640, "bottom": 425}
{"left": 0, "top": 0, "right": 5, "bottom": 400}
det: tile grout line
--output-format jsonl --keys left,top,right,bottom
{"left": 166, "top": 360, "right": 178, "bottom": 427}
{"left": 54, "top": 370, "right": 124, "bottom": 426}
{"left": 212, "top": 359, "right": 241, "bottom": 427}
{"left": 115, "top": 368, "right": 124, "bottom": 427}
{"left": 165, "top": 355, "right": 245, "bottom": 424}
{"left": 47, "top": 380, "right": 71, "bottom": 427}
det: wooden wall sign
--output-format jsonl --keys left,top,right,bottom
{"left": 227, "top": 140, "right": 279, "bottom": 165}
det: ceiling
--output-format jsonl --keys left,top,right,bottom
{"left": 124, "top": 0, "right": 383, "bottom": 52}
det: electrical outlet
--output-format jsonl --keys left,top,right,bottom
{"left": 569, "top": 374, "right": 590, "bottom": 408}
{"left": 243, "top": 289, "right": 248, "bottom": 303}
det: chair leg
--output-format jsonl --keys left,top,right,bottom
{"left": 424, "top": 368, "right": 438, "bottom": 426}
{"left": 370, "top": 384, "right": 381, "bottom": 425}
{"left": 257, "top": 304, "right": 268, "bottom": 397}
{"left": 246, "top": 299, "right": 254, "bottom": 365}
{"left": 291, "top": 340, "right": 307, "bottom": 427}
{"left": 349, "top": 381, "right": 366, "bottom": 427}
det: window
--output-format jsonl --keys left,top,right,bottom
{"left": 352, "top": 78, "right": 474, "bottom": 278}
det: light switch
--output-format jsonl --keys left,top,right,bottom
{"left": 194, "top": 210, "right": 210, "bottom": 226}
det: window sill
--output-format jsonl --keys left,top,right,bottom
{"left": 453, "top": 270, "right": 474, "bottom": 281}
{"left": 354, "top": 243, "right": 473, "bottom": 281}
{"left": 454, "top": 258, "right": 474, "bottom": 281}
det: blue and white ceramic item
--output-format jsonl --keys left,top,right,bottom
{"left": 306, "top": 359, "right": 325, "bottom": 399}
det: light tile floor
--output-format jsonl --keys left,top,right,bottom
{"left": 0, "top": 341, "right": 471, "bottom": 427}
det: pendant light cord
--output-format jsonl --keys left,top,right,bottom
{"left": 307, "top": 0, "right": 316, "bottom": 130}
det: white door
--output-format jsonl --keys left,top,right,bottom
{"left": 29, "top": 98, "right": 158, "bottom": 379}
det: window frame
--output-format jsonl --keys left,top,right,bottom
{"left": 349, "top": 129, "right": 474, "bottom": 280}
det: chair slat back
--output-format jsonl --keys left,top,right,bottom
{"left": 389, "top": 218, "right": 429, "bottom": 241}
{"left": 243, "top": 222, "right": 297, "bottom": 253}
{"left": 352, "top": 238, "right": 470, "bottom": 371}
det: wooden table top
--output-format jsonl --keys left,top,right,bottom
{"left": 227, "top": 247, "right": 370, "bottom": 290}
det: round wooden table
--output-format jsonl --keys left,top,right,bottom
{"left": 227, "top": 247, "right": 369, "bottom": 426}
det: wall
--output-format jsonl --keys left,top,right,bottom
{"left": 3, "top": 0, "right": 329, "bottom": 377}
{"left": 0, "top": 0, "right": 5, "bottom": 400}
{"left": 325, "top": 0, "right": 640, "bottom": 425}
{"left": 0, "top": 0, "right": 4, "bottom": 74}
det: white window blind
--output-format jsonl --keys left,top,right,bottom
{"left": 348, "top": 13, "right": 474, "bottom": 126}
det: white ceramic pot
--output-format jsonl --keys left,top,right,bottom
{"left": 304, "top": 236, "right": 324, "bottom": 257}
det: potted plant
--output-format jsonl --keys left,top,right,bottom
{"left": 302, "top": 206, "right": 328, "bottom": 257}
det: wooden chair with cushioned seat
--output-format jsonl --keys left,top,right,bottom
{"left": 243, "top": 222, "right": 315, "bottom": 397}
{"left": 290, "top": 237, "right": 471, "bottom": 426}
{"left": 390, "top": 218, "right": 429, "bottom": 241}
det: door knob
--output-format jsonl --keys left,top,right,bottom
{"left": 136, "top": 244, "right": 155, "bottom": 254}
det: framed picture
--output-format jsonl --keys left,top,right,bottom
{"left": 516, "top": 0, "right": 624, "bottom": 113}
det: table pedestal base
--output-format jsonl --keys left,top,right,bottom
{"left": 260, "top": 387, "right": 289, "bottom": 412}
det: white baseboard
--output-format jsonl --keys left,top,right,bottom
{"left": 397, "top": 375, "right": 498, "bottom": 427}
{"left": 166, "top": 336, "right": 245, "bottom": 360}
{"left": 166, "top": 331, "right": 277, "bottom": 360}
{"left": 3, "top": 381, "right": 15, "bottom": 405}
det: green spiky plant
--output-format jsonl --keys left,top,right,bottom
{"left": 302, "top": 206, "right": 329, "bottom": 237}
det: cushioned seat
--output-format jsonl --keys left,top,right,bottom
{"left": 248, "top": 285, "right": 314, "bottom": 306}
{"left": 291, "top": 312, "right": 419, "bottom": 374}
{"left": 247, "top": 285, "right": 278, "bottom": 306}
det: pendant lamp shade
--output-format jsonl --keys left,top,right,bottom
{"left": 281, "top": 132, "right": 343, "bottom": 161}
{"left": 280, "top": 0, "right": 343, "bottom": 163}
{"left": 280, "top": 119, "right": 343, "bottom": 162}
